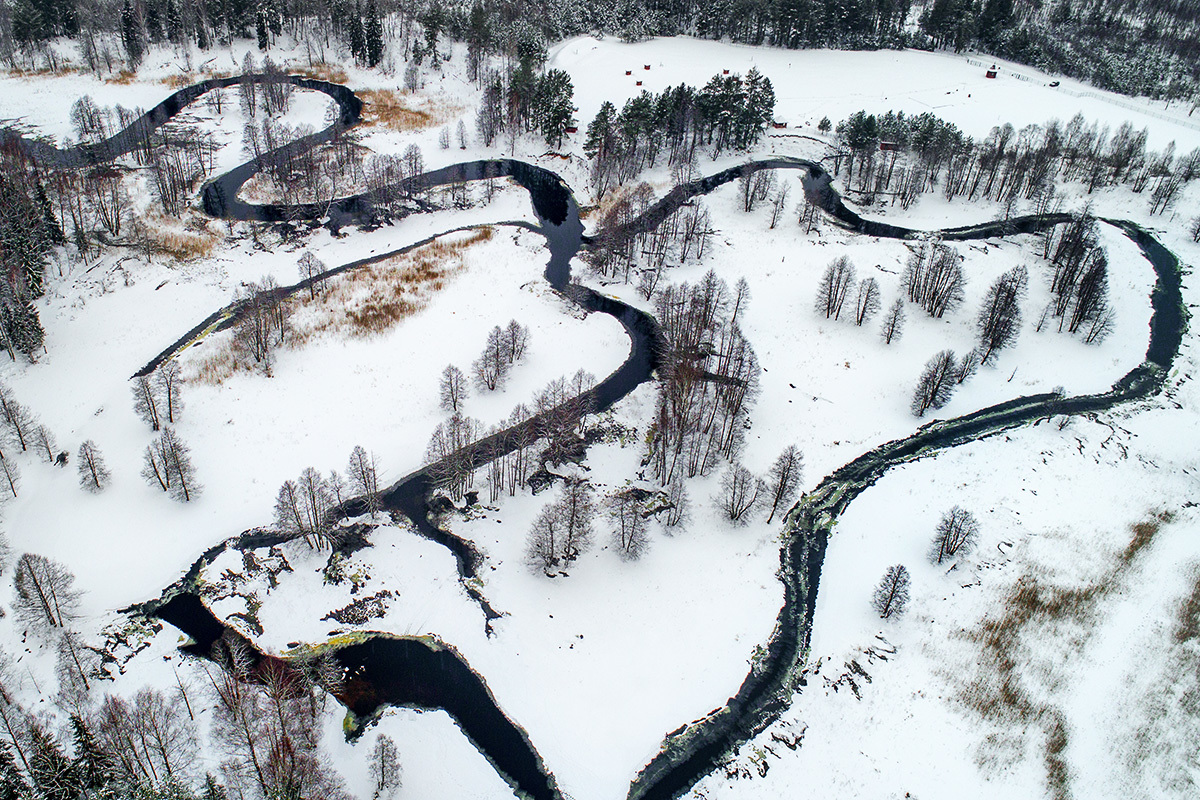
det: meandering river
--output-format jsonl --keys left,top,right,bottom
{"left": 6, "top": 73, "right": 1186, "bottom": 800}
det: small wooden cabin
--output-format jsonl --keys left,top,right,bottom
{"left": 985, "top": 66, "right": 998, "bottom": 78}
{"left": 772, "top": 121, "right": 788, "bottom": 129}
{"left": 879, "top": 141, "right": 900, "bottom": 152}
{"left": 644, "top": 64, "right": 651, "bottom": 70}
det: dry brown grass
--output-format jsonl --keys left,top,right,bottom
{"left": 957, "top": 513, "right": 1174, "bottom": 796}
{"left": 295, "top": 63, "right": 349, "bottom": 84}
{"left": 137, "top": 214, "right": 219, "bottom": 261}
{"left": 106, "top": 69, "right": 137, "bottom": 85}
{"left": 162, "top": 73, "right": 196, "bottom": 88}
{"left": 6, "top": 64, "right": 81, "bottom": 77}
{"left": 358, "top": 89, "right": 458, "bottom": 132}
{"left": 291, "top": 227, "right": 494, "bottom": 342}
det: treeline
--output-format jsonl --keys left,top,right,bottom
{"left": 833, "top": 108, "right": 1199, "bottom": 215}
{"left": 0, "top": 143, "right": 57, "bottom": 360}
{"left": 921, "top": 0, "right": 1200, "bottom": 100}
{"left": 4, "top": 0, "right": 1198, "bottom": 101}
{"left": 585, "top": 69, "right": 776, "bottom": 196}
{"left": 0, "top": 627, "right": 384, "bottom": 799}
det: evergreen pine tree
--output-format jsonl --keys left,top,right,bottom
{"left": 121, "top": 0, "right": 144, "bottom": 69}
{"left": 365, "top": 0, "right": 384, "bottom": 67}
{"left": 0, "top": 742, "right": 30, "bottom": 800}
{"left": 70, "top": 715, "right": 121, "bottom": 796}
{"left": 28, "top": 726, "right": 78, "bottom": 800}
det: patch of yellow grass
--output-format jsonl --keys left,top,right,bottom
{"left": 358, "top": 88, "right": 461, "bottom": 132}
{"left": 292, "top": 227, "right": 494, "bottom": 341}
{"left": 162, "top": 73, "right": 196, "bottom": 88}
{"left": 138, "top": 214, "right": 219, "bottom": 261}
{"left": 106, "top": 69, "right": 137, "bottom": 85}
{"left": 183, "top": 227, "right": 494, "bottom": 386}
{"left": 296, "top": 63, "right": 349, "bottom": 84}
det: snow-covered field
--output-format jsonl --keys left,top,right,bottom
{"left": 0, "top": 31, "right": 1197, "bottom": 800}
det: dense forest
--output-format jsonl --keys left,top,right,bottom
{"left": 1, "top": 0, "right": 1197, "bottom": 100}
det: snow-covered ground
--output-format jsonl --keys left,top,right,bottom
{"left": 0, "top": 31, "right": 1197, "bottom": 800}
{"left": 550, "top": 35, "right": 1200, "bottom": 152}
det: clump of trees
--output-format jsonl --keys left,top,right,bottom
{"left": 904, "top": 241, "right": 965, "bottom": 319}
{"left": 13, "top": 552, "right": 80, "bottom": 633}
{"left": 585, "top": 185, "right": 713, "bottom": 297}
{"left": 0, "top": 143, "right": 56, "bottom": 361}
{"left": 815, "top": 256, "right": 856, "bottom": 321}
{"left": 141, "top": 427, "right": 199, "bottom": 502}
{"left": 911, "top": 349, "right": 960, "bottom": 417}
{"left": 584, "top": 69, "right": 776, "bottom": 196}
{"left": 425, "top": 412, "right": 482, "bottom": 500}
{"left": 1041, "top": 212, "right": 1113, "bottom": 343}
{"left": 977, "top": 265, "right": 1028, "bottom": 363}
{"left": 872, "top": 564, "right": 910, "bottom": 619}
{"left": 132, "top": 362, "right": 184, "bottom": 431}
{"left": 473, "top": 320, "right": 530, "bottom": 391}
{"left": 606, "top": 488, "right": 650, "bottom": 561}
{"left": 930, "top": 506, "right": 980, "bottom": 565}
{"left": 232, "top": 276, "right": 290, "bottom": 374}
{"left": 526, "top": 478, "right": 595, "bottom": 574}
{"left": 275, "top": 446, "right": 380, "bottom": 549}
{"left": 649, "top": 272, "right": 759, "bottom": 486}
{"left": 831, "top": 107, "right": 1200, "bottom": 215}
{"left": 715, "top": 462, "right": 764, "bottom": 525}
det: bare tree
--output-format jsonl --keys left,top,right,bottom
{"left": 904, "top": 242, "right": 965, "bottom": 318}
{"left": 232, "top": 277, "right": 289, "bottom": 373}
{"left": 526, "top": 479, "right": 596, "bottom": 573}
{"left": 738, "top": 166, "right": 774, "bottom": 212}
{"left": 32, "top": 425, "right": 56, "bottom": 464}
{"left": 717, "top": 463, "right": 764, "bottom": 525}
{"left": 456, "top": 120, "right": 469, "bottom": 150}
{"left": 298, "top": 252, "right": 326, "bottom": 300}
{"left": 94, "top": 688, "right": 199, "bottom": 791}
{"left": 347, "top": 445, "right": 381, "bottom": 512}
{"left": 13, "top": 553, "right": 80, "bottom": 633}
{"left": 872, "top": 564, "right": 910, "bottom": 618}
{"left": 142, "top": 429, "right": 199, "bottom": 502}
{"left": 558, "top": 478, "right": 595, "bottom": 563}
{"left": 1190, "top": 214, "right": 1200, "bottom": 243}
{"left": 606, "top": 489, "right": 650, "bottom": 561}
{"left": 663, "top": 476, "right": 690, "bottom": 530}
{"left": 503, "top": 319, "right": 530, "bottom": 364}
{"left": 954, "top": 346, "right": 983, "bottom": 385}
{"left": 911, "top": 350, "right": 958, "bottom": 417}
{"left": 765, "top": 445, "right": 803, "bottom": 524}
{"left": 155, "top": 362, "right": 184, "bottom": 425}
{"left": 275, "top": 469, "right": 338, "bottom": 547}
{"left": 472, "top": 326, "right": 509, "bottom": 390}
{"left": 930, "top": 506, "right": 980, "bottom": 564}
{"left": 768, "top": 182, "right": 791, "bottom": 229}
{"left": 369, "top": 735, "right": 402, "bottom": 800}
{"left": 438, "top": 127, "right": 451, "bottom": 150}
{"left": 526, "top": 505, "right": 565, "bottom": 574}
{"left": 815, "top": 256, "right": 856, "bottom": 320}
{"left": 131, "top": 375, "right": 162, "bottom": 431}
{"left": 853, "top": 277, "right": 881, "bottom": 326}
{"left": 77, "top": 440, "right": 110, "bottom": 492}
{"left": 439, "top": 364, "right": 468, "bottom": 412}
{"left": 880, "top": 297, "right": 905, "bottom": 344}
{"left": 0, "top": 451, "right": 19, "bottom": 499}
{"left": 977, "top": 265, "right": 1028, "bottom": 363}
